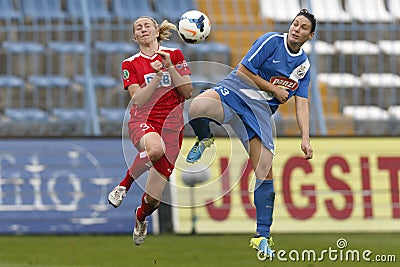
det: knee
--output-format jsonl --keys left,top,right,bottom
{"left": 145, "top": 194, "right": 160, "bottom": 207}
{"left": 266, "top": 168, "right": 273, "bottom": 180}
{"left": 146, "top": 145, "right": 164, "bottom": 163}
{"left": 255, "top": 165, "right": 273, "bottom": 180}
{"left": 189, "top": 97, "right": 213, "bottom": 119}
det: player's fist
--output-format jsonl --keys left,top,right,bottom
{"left": 272, "top": 84, "right": 289, "bottom": 103}
{"left": 150, "top": 60, "right": 163, "bottom": 74}
{"left": 156, "top": 50, "right": 172, "bottom": 68}
{"left": 301, "top": 139, "right": 313, "bottom": 160}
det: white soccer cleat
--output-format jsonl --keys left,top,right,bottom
{"left": 108, "top": 185, "right": 127, "bottom": 208}
{"left": 133, "top": 208, "right": 148, "bottom": 246}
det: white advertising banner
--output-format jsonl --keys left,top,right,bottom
{"left": 172, "top": 137, "right": 400, "bottom": 233}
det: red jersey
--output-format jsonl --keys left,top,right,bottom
{"left": 122, "top": 46, "right": 191, "bottom": 131}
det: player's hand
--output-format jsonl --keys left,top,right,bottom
{"left": 150, "top": 60, "right": 163, "bottom": 75}
{"left": 272, "top": 84, "right": 289, "bottom": 103}
{"left": 301, "top": 139, "right": 313, "bottom": 160}
{"left": 156, "top": 50, "right": 172, "bottom": 68}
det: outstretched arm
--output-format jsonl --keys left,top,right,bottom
{"left": 295, "top": 95, "right": 313, "bottom": 160}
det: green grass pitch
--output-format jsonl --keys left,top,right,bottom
{"left": 0, "top": 233, "right": 398, "bottom": 267}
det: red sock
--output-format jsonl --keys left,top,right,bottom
{"left": 136, "top": 193, "right": 159, "bottom": 222}
{"left": 119, "top": 152, "right": 151, "bottom": 191}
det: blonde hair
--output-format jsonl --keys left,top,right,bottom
{"left": 132, "top": 16, "right": 177, "bottom": 43}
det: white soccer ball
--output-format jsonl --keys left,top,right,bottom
{"left": 178, "top": 10, "right": 211, "bottom": 44}
{"left": 181, "top": 164, "right": 211, "bottom": 187}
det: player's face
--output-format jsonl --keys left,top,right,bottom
{"left": 288, "top": 15, "right": 314, "bottom": 47}
{"left": 133, "top": 17, "right": 159, "bottom": 44}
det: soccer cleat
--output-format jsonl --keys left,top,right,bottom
{"left": 133, "top": 208, "right": 148, "bottom": 246}
{"left": 250, "top": 236, "right": 275, "bottom": 259}
{"left": 108, "top": 185, "right": 127, "bottom": 208}
{"left": 186, "top": 136, "right": 214, "bottom": 163}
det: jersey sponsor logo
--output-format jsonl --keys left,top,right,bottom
{"left": 144, "top": 72, "right": 172, "bottom": 87}
{"left": 270, "top": 76, "right": 299, "bottom": 91}
{"left": 272, "top": 59, "right": 281, "bottom": 63}
{"left": 123, "top": 69, "right": 129, "bottom": 80}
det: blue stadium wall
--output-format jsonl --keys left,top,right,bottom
{"left": 0, "top": 138, "right": 153, "bottom": 234}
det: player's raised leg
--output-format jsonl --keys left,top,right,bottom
{"left": 186, "top": 130, "right": 214, "bottom": 163}
{"left": 186, "top": 90, "right": 224, "bottom": 163}
{"left": 108, "top": 152, "right": 152, "bottom": 208}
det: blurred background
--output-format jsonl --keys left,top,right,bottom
{"left": 1, "top": 0, "right": 399, "bottom": 137}
{"left": 0, "top": 0, "right": 399, "bottom": 247}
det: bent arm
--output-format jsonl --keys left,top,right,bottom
{"left": 237, "top": 64, "right": 288, "bottom": 103}
{"left": 157, "top": 50, "right": 192, "bottom": 99}
{"left": 168, "top": 66, "right": 192, "bottom": 99}
{"left": 127, "top": 72, "right": 163, "bottom": 107}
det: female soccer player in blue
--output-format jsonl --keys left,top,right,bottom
{"left": 186, "top": 9, "right": 316, "bottom": 258}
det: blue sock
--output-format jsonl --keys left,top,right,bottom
{"left": 254, "top": 179, "right": 275, "bottom": 238}
{"left": 189, "top": 117, "right": 212, "bottom": 140}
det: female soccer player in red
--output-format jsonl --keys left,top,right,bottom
{"left": 108, "top": 16, "right": 192, "bottom": 245}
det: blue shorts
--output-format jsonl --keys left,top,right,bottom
{"left": 213, "top": 85, "right": 275, "bottom": 154}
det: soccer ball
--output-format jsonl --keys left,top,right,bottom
{"left": 178, "top": 10, "right": 211, "bottom": 44}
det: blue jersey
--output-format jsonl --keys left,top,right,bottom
{"left": 220, "top": 32, "right": 311, "bottom": 114}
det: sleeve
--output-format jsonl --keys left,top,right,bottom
{"left": 171, "top": 49, "right": 191, "bottom": 76}
{"left": 240, "top": 33, "right": 275, "bottom": 75}
{"left": 121, "top": 60, "right": 140, "bottom": 90}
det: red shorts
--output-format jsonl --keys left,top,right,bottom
{"left": 128, "top": 120, "right": 183, "bottom": 177}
